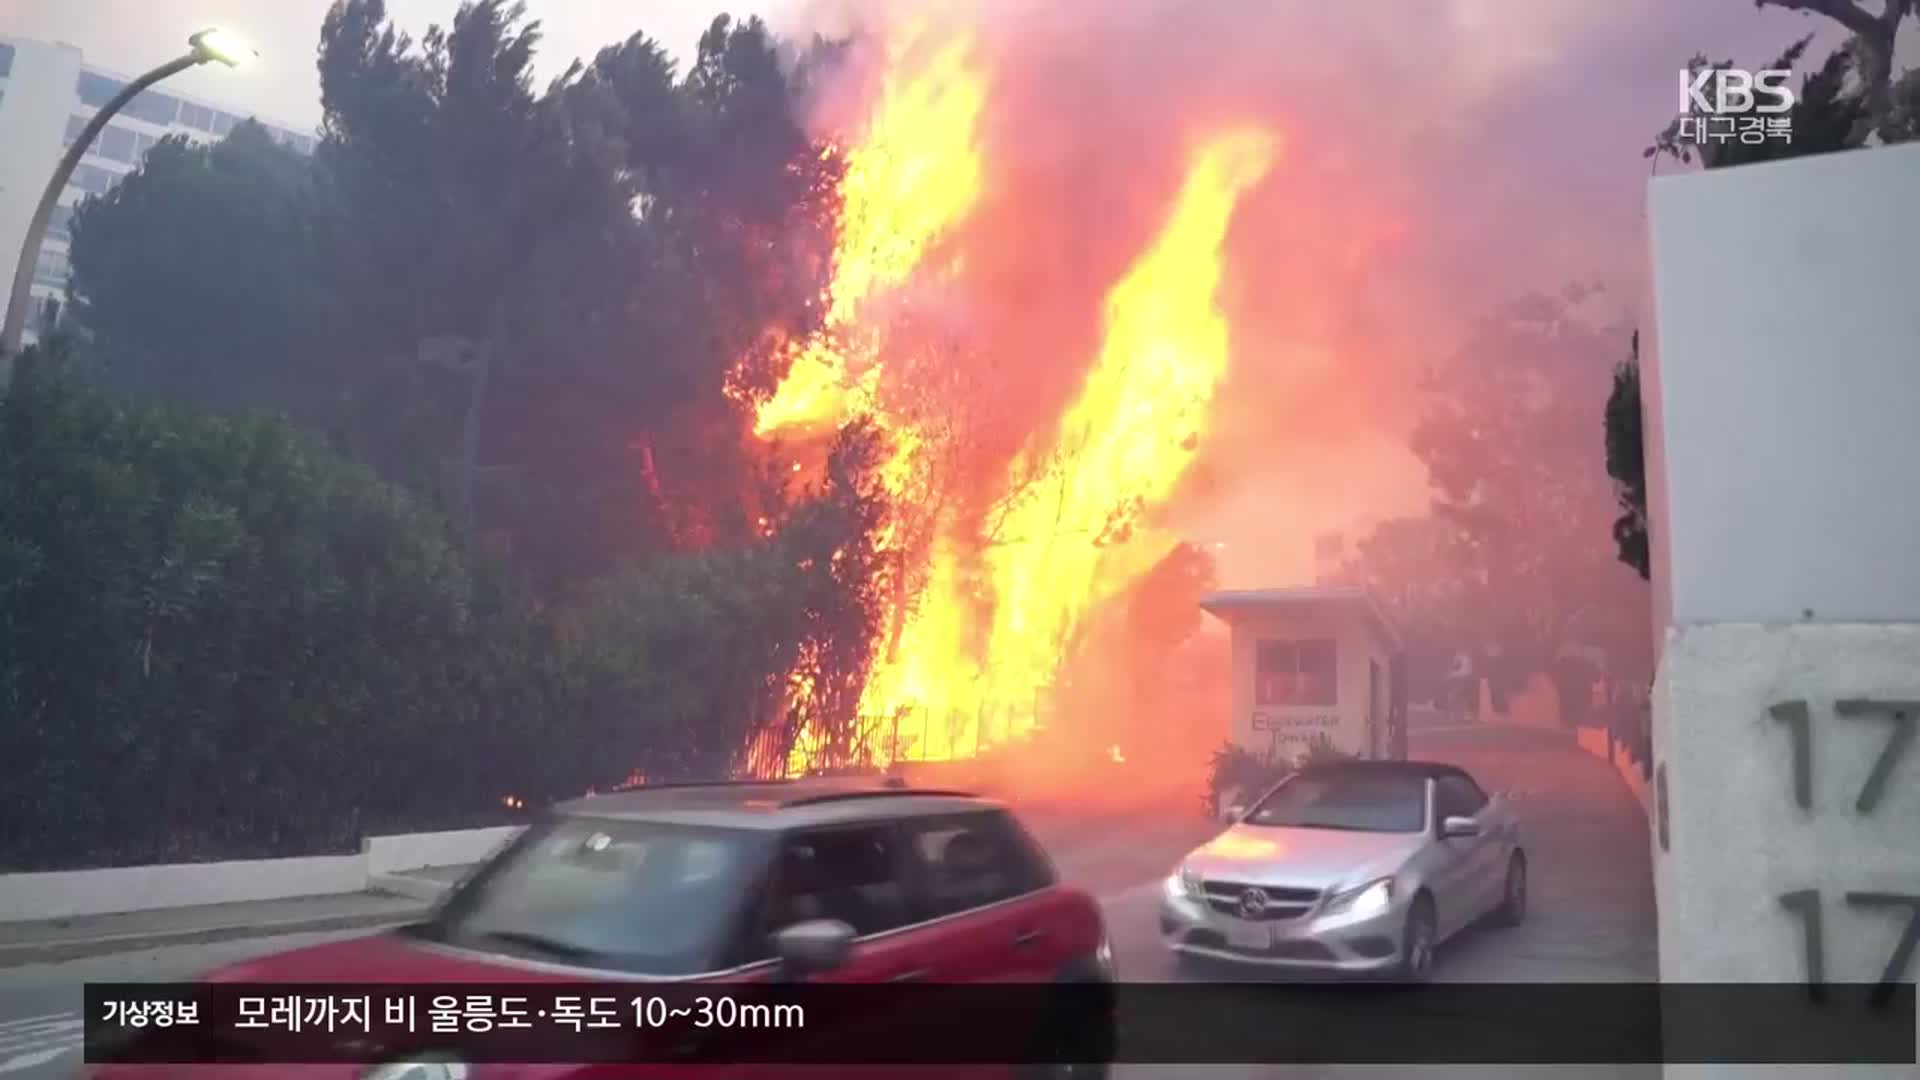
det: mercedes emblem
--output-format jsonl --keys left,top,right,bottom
{"left": 1237, "top": 886, "right": 1270, "bottom": 919}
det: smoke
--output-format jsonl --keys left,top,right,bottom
{"left": 772, "top": 0, "right": 1830, "bottom": 590}
{"left": 756, "top": 0, "right": 1828, "bottom": 795}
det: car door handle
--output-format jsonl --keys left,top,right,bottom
{"left": 1013, "top": 928, "right": 1045, "bottom": 948}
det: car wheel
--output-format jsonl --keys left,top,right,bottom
{"left": 1397, "top": 894, "right": 1438, "bottom": 982}
{"left": 1012, "top": 968, "right": 1112, "bottom": 1080}
{"left": 1172, "top": 948, "right": 1212, "bottom": 978}
{"left": 1490, "top": 852, "right": 1527, "bottom": 927}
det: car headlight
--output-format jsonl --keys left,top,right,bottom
{"left": 1166, "top": 862, "right": 1203, "bottom": 900}
{"left": 362, "top": 1057, "right": 469, "bottom": 1080}
{"left": 1324, "top": 877, "right": 1394, "bottom": 919}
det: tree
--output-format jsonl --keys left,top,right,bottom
{"left": 1605, "top": 333, "right": 1650, "bottom": 581}
{"left": 1407, "top": 289, "right": 1650, "bottom": 713}
{"left": 1649, "top": 36, "right": 1874, "bottom": 169}
{"left": 1757, "top": 0, "right": 1915, "bottom": 134}
{"left": 0, "top": 348, "right": 567, "bottom": 870}
{"left": 1125, "top": 542, "right": 1219, "bottom": 656}
{"left": 1322, "top": 515, "right": 1473, "bottom": 704}
{"left": 66, "top": 122, "right": 322, "bottom": 416}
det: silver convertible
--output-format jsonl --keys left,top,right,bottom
{"left": 1160, "top": 760, "right": 1525, "bottom": 980}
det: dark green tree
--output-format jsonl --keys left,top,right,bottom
{"left": 0, "top": 348, "right": 565, "bottom": 870}
{"left": 66, "top": 122, "right": 321, "bottom": 416}
{"left": 1604, "top": 333, "right": 1650, "bottom": 581}
{"left": 1755, "top": 0, "right": 1915, "bottom": 135}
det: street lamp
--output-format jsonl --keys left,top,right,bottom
{"left": 0, "top": 27, "right": 257, "bottom": 376}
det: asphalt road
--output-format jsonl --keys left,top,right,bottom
{"left": 0, "top": 724, "right": 1656, "bottom": 1078}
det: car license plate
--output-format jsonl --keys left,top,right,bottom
{"left": 1224, "top": 920, "right": 1271, "bottom": 952}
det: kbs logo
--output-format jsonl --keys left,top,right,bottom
{"left": 1677, "top": 68, "right": 1795, "bottom": 148}
{"left": 1680, "top": 69, "right": 1797, "bottom": 114}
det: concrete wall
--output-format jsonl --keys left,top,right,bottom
{"left": 1645, "top": 145, "right": 1920, "bottom": 1070}
{"left": 0, "top": 853, "right": 367, "bottom": 922}
{"left": 363, "top": 826, "right": 522, "bottom": 877}
{"left": 1647, "top": 143, "right": 1920, "bottom": 628}
{"left": 1225, "top": 602, "right": 1393, "bottom": 760}
{"left": 0, "top": 825, "right": 524, "bottom": 923}
{"left": 1653, "top": 628, "right": 1919, "bottom": 1000}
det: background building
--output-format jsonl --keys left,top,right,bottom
{"left": 0, "top": 35, "right": 314, "bottom": 344}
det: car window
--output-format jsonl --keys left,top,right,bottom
{"left": 1244, "top": 771, "right": 1427, "bottom": 833}
{"left": 425, "top": 817, "right": 770, "bottom": 976}
{"left": 1435, "top": 775, "right": 1489, "bottom": 819}
{"left": 771, "top": 824, "right": 911, "bottom": 937}
{"left": 905, "top": 811, "right": 1054, "bottom": 919}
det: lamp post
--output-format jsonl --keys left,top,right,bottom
{"left": 0, "top": 28, "right": 256, "bottom": 380}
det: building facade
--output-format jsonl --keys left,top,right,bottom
{"left": 0, "top": 36, "right": 315, "bottom": 344}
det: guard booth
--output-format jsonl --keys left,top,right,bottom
{"left": 1199, "top": 587, "right": 1407, "bottom": 762}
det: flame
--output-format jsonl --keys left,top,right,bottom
{"left": 848, "top": 130, "right": 1278, "bottom": 762}
{"left": 974, "top": 131, "right": 1277, "bottom": 709}
{"left": 754, "top": 21, "right": 988, "bottom": 438}
{"left": 747, "top": 17, "right": 1278, "bottom": 776}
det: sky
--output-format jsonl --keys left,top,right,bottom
{"left": 0, "top": 0, "right": 785, "bottom": 130}
{"left": 0, "top": 0, "right": 1872, "bottom": 590}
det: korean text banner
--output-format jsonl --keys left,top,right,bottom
{"left": 84, "top": 981, "right": 1915, "bottom": 1066}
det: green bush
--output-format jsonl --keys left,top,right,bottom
{"left": 0, "top": 354, "right": 893, "bottom": 869}
{"left": 1203, "top": 737, "right": 1361, "bottom": 819}
{"left": 0, "top": 355, "right": 562, "bottom": 869}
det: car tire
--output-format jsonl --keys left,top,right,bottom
{"left": 1489, "top": 852, "right": 1528, "bottom": 928}
{"left": 1172, "top": 949, "right": 1212, "bottom": 978}
{"left": 1013, "top": 967, "right": 1112, "bottom": 1080}
{"left": 1397, "top": 893, "right": 1438, "bottom": 983}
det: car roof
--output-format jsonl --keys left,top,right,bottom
{"left": 1295, "top": 759, "right": 1477, "bottom": 784}
{"left": 550, "top": 777, "right": 1003, "bottom": 831}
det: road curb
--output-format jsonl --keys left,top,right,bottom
{"left": 0, "top": 907, "right": 425, "bottom": 968}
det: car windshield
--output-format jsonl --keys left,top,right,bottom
{"left": 1243, "top": 772, "right": 1427, "bottom": 833}
{"left": 422, "top": 817, "right": 770, "bottom": 975}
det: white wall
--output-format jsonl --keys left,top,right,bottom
{"left": 1647, "top": 142, "right": 1920, "bottom": 628}
{"left": 0, "top": 826, "right": 524, "bottom": 922}
{"left": 0, "top": 853, "right": 367, "bottom": 922}
{"left": 1224, "top": 602, "right": 1391, "bottom": 760}
{"left": 363, "top": 826, "right": 522, "bottom": 876}
{"left": 1646, "top": 145, "right": 1920, "bottom": 1072}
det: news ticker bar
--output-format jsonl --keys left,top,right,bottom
{"left": 84, "top": 981, "right": 1916, "bottom": 1065}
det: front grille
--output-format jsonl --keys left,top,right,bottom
{"left": 1201, "top": 879, "right": 1322, "bottom": 921}
{"left": 1350, "top": 935, "right": 1397, "bottom": 959}
{"left": 1270, "top": 940, "right": 1335, "bottom": 962}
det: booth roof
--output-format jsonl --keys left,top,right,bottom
{"left": 1198, "top": 586, "right": 1402, "bottom": 652}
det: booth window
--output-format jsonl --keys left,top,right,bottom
{"left": 1255, "top": 639, "right": 1338, "bottom": 707}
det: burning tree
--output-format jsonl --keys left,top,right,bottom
{"left": 734, "top": 9, "right": 1282, "bottom": 773}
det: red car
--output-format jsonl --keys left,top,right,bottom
{"left": 92, "top": 778, "right": 1113, "bottom": 1079}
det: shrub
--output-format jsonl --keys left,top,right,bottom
{"left": 1202, "top": 736, "right": 1362, "bottom": 818}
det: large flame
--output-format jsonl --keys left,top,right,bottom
{"left": 753, "top": 21, "right": 988, "bottom": 439}
{"left": 748, "top": 18, "right": 1279, "bottom": 774}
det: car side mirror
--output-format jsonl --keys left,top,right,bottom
{"left": 772, "top": 918, "right": 855, "bottom": 979}
{"left": 1440, "top": 815, "right": 1482, "bottom": 839}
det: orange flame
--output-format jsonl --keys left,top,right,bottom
{"left": 749, "top": 20, "right": 1278, "bottom": 775}
{"left": 846, "top": 131, "right": 1278, "bottom": 764}
{"left": 754, "top": 21, "right": 988, "bottom": 439}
